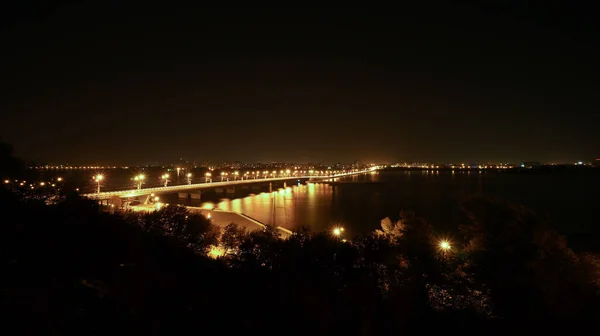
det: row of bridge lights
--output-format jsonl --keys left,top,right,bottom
{"left": 213, "top": 169, "right": 355, "bottom": 182}
{"left": 91, "top": 169, "right": 362, "bottom": 193}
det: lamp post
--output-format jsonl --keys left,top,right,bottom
{"left": 134, "top": 174, "right": 145, "bottom": 190}
{"left": 161, "top": 173, "right": 170, "bottom": 187}
{"left": 93, "top": 174, "right": 103, "bottom": 193}
{"left": 205, "top": 172, "right": 212, "bottom": 183}
{"left": 187, "top": 173, "right": 192, "bottom": 185}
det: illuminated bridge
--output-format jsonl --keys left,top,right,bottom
{"left": 82, "top": 168, "right": 379, "bottom": 202}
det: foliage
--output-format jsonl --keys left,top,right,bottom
{"left": 374, "top": 217, "right": 404, "bottom": 242}
{"left": 0, "top": 139, "right": 25, "bottom": 179}
{"left": 132, "top": 204, "right": 219, "bottom": 254}
{"left": 220, "top": 223, "right": 247, "bottom": 256}
{"left": 1, "top": 185, "right": 598, "bottom": 334}
{"left": 458, "top": 196, "right": 600, "bottom": 320}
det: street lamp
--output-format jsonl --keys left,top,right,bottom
{"left": 234, "top": 171, "right": 239, "bottom": 180}
{"left": 332, "top": 226, "right": 344, "bottom": 238}
{"left": 134, "top": 174, "right": 145, "bottom": 189}
{"left": 187, "top": 173, "right": 192, "bottom": 185}
{"left": 205, "top": 172, "right": 212, "bottom": 183}
{"left": 93, "top": 174, "right": 104, "bottom": 193}
{"left": 438, "top": 240, "right": 451, "bottom": 252}
{"left": 161, "top": 173, "right": 170, "bottom": 187}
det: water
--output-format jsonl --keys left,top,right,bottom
{"left": 33, "top": 168, "right": 600, "bottom": 250}
{"left": 165, "top": 170, "right": 600, "bottom": 251}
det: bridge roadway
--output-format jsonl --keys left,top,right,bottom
{"left": 82, "top": 169, "right": 377, "bottom": 200}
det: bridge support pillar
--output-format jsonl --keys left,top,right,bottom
{"left": 190, "top": 192, "right": 201, "bottom": 200}
{"left": 283, "top": 182, "right": 287, "bottom": 188}
{"left": 226, "top": 187, "right": 235, "bottom": 194}
{"left": 178, "top": 192, "right": 189, "bottom": 199}
{"left": 269, "top": 182, "right": 272, "bottom": 193}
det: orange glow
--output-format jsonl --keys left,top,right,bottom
{"left": 332, "top": 226, "right": 344, "bottom": 236}
{"left": 438, "top": 239, "right": 452, "bottom": 252}
{"left": 208, "top": 246, "right": 225, "bottom": 258}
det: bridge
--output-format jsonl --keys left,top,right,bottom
{"left": 82, "top": 168, "right": 378, "bottom": 201}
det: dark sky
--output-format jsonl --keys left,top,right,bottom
{"left": 1, "top": 2, "right": 599, "bottom": 165}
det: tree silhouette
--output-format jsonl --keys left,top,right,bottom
{"left": 458, "top": 196, "right": 599, "bottom": 320}
{"left": 135, "top": 204, "right": 218, "bottom": 254}
{"left": 0, "top": 139, "right": 25, "bottom": 179}
{"left": 220, "top": 223, "right": 247, "bottom": 256}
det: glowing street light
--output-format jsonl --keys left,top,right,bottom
{"left": 234, "top": 171, "right": 239, "bottom": 180}
{"left": 332, "top": 226, "right": 344, "bottom": 237}
{"left": 57, "top": 177, "right": 63, "bottom": 182}
{"left": 221, "top": 172, "right": 228, "bottom": 182}
{"left": 187, "top": 173, "right": 192, "bottom": 185}
{"left": 133, "top": 174, "right": 145, "bottom": 189}
{"left": 438, "top": 239, "right": 452, "bottom": 255}
{"left": 161, "top": 173, "right": 170, "bottom": 187}
{"left": 93, "top": 174, "right": 104, "bottom": 193}
{"left": 205, "top": 172, "right": 212, "bottom": 183}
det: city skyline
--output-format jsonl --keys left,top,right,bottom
{"left": 2, "top": 3, "right": 599, "bottom": 164}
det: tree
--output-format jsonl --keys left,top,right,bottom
{"left": 0, "top": 140, "right": 25, "bottom": 179}
{"left": 458, "top": 196, "right": 599, "bottom": 320}
{"left": 139, "top": 205, "right": 218, "bottom": 254}
{"left": 220, "top": 223, "right": 247, "bottom": 256}
{"left": 236, "top": 225, "right": 282, "bottom": 269}
{"left": 374, "top": 217, "right": 405, "bottom": 242}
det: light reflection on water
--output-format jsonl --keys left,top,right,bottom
{"left": 166, "top": 170, "right": 600, "bottom": 251}
{"left": 198, "top": 183, "right": 338, "bottom": 232}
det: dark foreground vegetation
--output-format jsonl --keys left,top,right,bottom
{"left": 1, "top": 142, "right": 599, "bottom": 334}
{"left": 1, "top": 184, "right": 599, "bottom": 335}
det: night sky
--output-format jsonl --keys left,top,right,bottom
{"left": 2, "top": 2, "right": 599, "bottom": 165}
